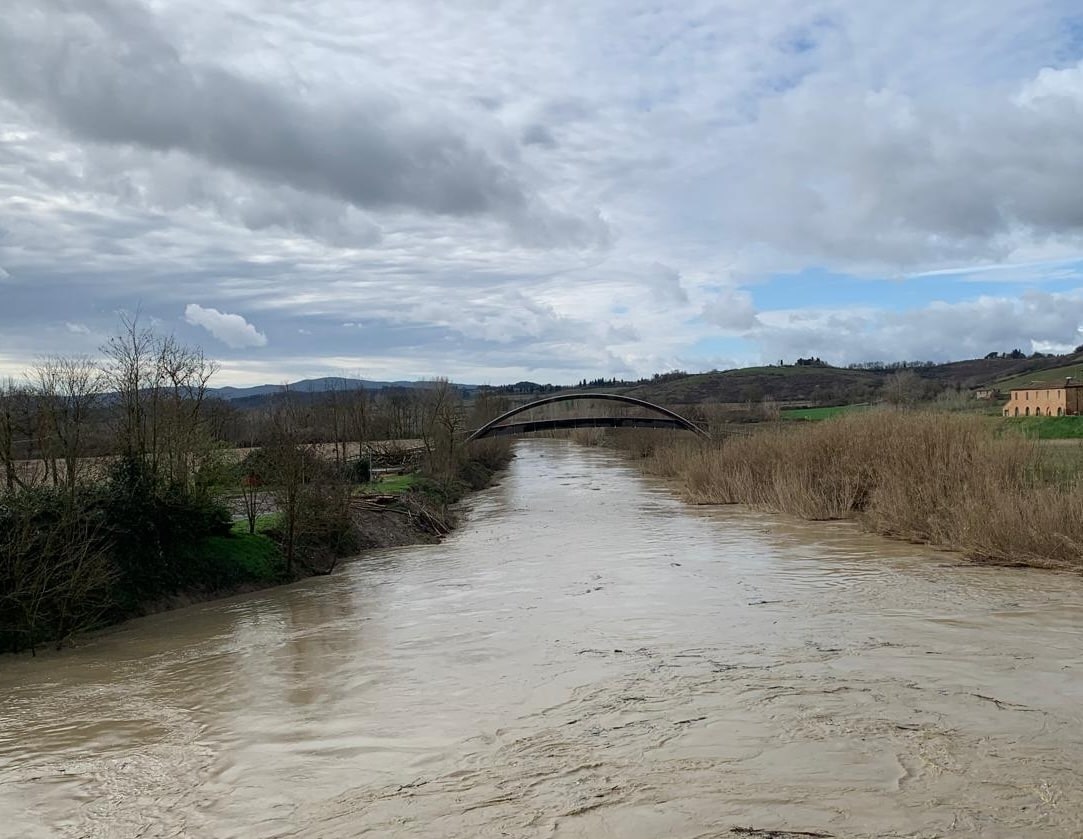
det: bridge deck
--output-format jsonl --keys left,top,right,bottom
{"left": 466, "top": 392, "right": 709, "bottom": 441}
{"left": 478, "top": 416, "right": 699, "bottom": 437}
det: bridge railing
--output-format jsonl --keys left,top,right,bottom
{"left": 466, "top": 392, "right": 709, "bottom": 441}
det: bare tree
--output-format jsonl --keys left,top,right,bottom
{"left": 263, "top": 391, "right": 311, "bottom": 575}
{"left": 346, "top": 384, "right": 370, "bottom": 460}
{"left": 102, "top": 311, "right": 161, "bottom": 465}
{"left": 156, "top": 336, "right": 218, "bottom": 487}
{"left": 883, "top": 370, "right": 926, "bottom": 407}
{"left": 420, "top": 379, "right": 465, "bottom": 497}
{"left": 238, "top": 468, "right": 272, "bottom": 535}
{"left": 31, "top": 356, "right": 104, "bottom": 498}
{"left": 101, "top": 313, "right": 219, "bottom": 486}
{"left": 0, "top": 378, "right": 27, "bottom": 493}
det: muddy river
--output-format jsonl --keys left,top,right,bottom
{"left": 2, "top": 441, "right": 1082, "bottom": 838}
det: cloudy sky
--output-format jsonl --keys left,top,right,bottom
{"left": 3, "top": 0, "right": 1083, "bottom": 385}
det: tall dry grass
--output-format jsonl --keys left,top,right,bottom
{"left": 618, "top": 411, "right": 1083, "bottom": 570}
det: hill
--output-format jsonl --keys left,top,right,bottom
{"left": 621, "top": 354, "right": 1083, "bottom": 407}
{"left": 199, "top": 353, "right": 1083, "bottom": 413}
{"left": 918, "top": 355, "right": 1081, "bottom": 389}
{"left": 992, "top": 359, "right": 1083, "bottom": 391}
{"left": 624, "top": 365, "right": 884, "bottom": 405}
{"left": 209, "top": 376, "right": 434, "bottom": 401}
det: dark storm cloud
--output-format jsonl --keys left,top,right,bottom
{"left": 0, "top": 0, "right": 572, "bottom": 226}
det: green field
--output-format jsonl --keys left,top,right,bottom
{"left": 781, "top": 404, "right": 870, "bottom": 421}
{"left": 1004, "top": 416, "right": 1083, "bottom": 439}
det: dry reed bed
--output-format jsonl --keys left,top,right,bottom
{"left": 620, "top": 412, "right": 1083, "bottom": 571}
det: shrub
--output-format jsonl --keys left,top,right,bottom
{"left": 0, "top": 488, "right": 116, "bottom": 653}
{"left": 94, "top": 456, "right": 232, "bottom": 608}
{"left": 621, "top": 411, "right": 1083, "bottom": 570}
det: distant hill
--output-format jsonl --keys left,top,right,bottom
{"left": 917, "top": 355, "right": 1081, "bottom": 389}
{"left": 202, "top": 353, "right": 1083, "bottom": 412}
{"left": 618, "top": 355, "right": 1083, "bottom": 406}
{"left": 623, "top": 365, "right": 884, "bottom": 405}
{"left": 991, "top": 358, "right": 1083, "bottom": 391}
{"left": 209, "top": 376, "right": 478, "bottom": 402}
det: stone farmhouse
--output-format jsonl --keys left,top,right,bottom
{"left": 1003, "top": 379, "right": 1083, "bottom": 416}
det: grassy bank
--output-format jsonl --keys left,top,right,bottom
{"left": 1005, "top": 416, "right": 1083, "bottom": 439}
{"left": 357, "top": 473, "right": 421, "bottom": 494}
{"left": 191, "top": 532, "right": 283, "bottom": 585}
{"left": 780, "top": 404, "right": 870, "bottom": 421}
{"left": 618, "top": 411, "right": 1083, "bottom": 571}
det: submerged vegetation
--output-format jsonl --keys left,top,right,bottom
{"left": 615, "top": 411, "right": 1083, "bottom": 571}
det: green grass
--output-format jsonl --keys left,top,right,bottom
{"left": 356, "top": 473, "right": 420, "bottom": 494}
{"left": 781, "top": 404, "right": 870, "bottom": 421}
{"left": 1004, "top": 416, "right": 1083, "bottom": 439}
{"left": 230, "top": 512, "right": 281, "bottom": 535}
{"left": 182, "top": 531, "right": 283, "bottom": 586}
{"left": 1037, "top": 439, "right": 1083, "bottom": 483}
{"left": 208, "top": 533, "right": 281, "bottom": 579}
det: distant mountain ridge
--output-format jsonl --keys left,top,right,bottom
{"left": 209, "top": 376, "right": 478, "bottom": 401}
{"left": 206, "top": 353, "right": 1083, "bottom": 409}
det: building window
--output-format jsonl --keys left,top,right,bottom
{"left": 1025, "top": 407, "right": 1030, "bottom": 416}
{"left": 1015, "top": 407, "right": 1019, "bottom": 416}
{"left": 1058, "top": 407, "right": 1064, "bottom": 416}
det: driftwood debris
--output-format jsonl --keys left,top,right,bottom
{"left": 350, "top": 494, "right": 452, "bottom": 536}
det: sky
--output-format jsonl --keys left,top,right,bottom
{"left": 3, "top": 1, "right": 1083, "bottom": 386}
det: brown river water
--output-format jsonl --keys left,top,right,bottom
{"left": 2, "top": 441, "right": 1082, "bottom": 838}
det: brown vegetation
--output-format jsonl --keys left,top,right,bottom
{"left": 618, "top": 411, "right": 1083, "bottom": 571}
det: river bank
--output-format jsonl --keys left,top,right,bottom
{"left": 136, "top": 489, "right": 457, "bottom": 619}
{"left": 2, "top": 444, "right": 513, "bottom": 656}
{"left": 602, "top": 411, "right": 1083, "bottom": 572}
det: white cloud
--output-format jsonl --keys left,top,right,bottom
{"left": 752, "top": 292, "right": 1083, "bottom": 364}
{"left": 2, "top": 0, "right": 1083, "bottom": 383}
{"left": 64, "top": 322, "right": 91, "bottom": 334}
{"left": 646, "top": 263, "right": 689, "bottom": 306}
{"left": 184, "top": 304, "right": 267, "bottom": 349}
{"left": 701, "top": 289, "right": 761, "bottom": 331}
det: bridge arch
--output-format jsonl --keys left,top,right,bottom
{"left": 466, "top": 392, "right": 709, "bottom": 441}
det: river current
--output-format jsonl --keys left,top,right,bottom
{"left": 2, "top": 441, "right": 1082, "bottom": 838}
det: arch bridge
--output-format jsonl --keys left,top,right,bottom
{"left": 466, "top": 392, "right": 709, "bottom": 442}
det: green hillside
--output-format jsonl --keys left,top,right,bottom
{"left": 993, "top": 360, "right": 1083, "bottom": 391}
{"left": 918, "top": 355, "right": 1078, "bottom": 388}
{"left": 625, "top": 365, "right": 883, "bottom": 405}
{"left": 622, "top": 354, "right": 1083, "bottom": 407}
